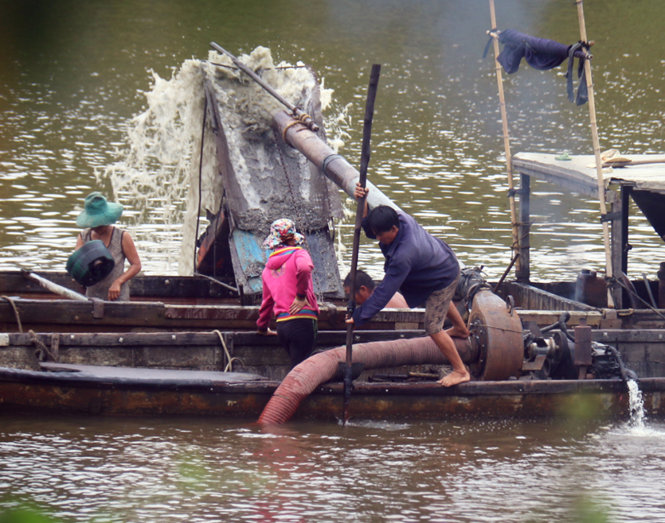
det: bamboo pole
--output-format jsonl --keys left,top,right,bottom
{"left": 575, "top": 0, "right": 615, "bottom": 307}
{"left": 488, "top": 0, "right": 521, "bottom": 277}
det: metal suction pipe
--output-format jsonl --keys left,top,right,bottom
{"left": 272, "top": 110, "right": 400, "bottom": 212}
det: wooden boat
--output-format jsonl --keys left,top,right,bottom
{"left": 3, "top": 41, "right": 665, "bottom": 424}
{"left": 2, "top": 209, "right": 664, "bottom": 424}
{"left": 2, "top": 326, "right": 665, "bottom": 422}
{"left": 4, "top": 363, "right": 664, "bottom": 422}
{"left": 2, "top": 264, "right": 665, "bottom": 422}
{"left": 509, "top": 151, "right": 665, "bottom": 314}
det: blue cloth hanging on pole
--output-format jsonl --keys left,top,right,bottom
{"left": 485, "top": 28, "right": 590, "bottom": 105}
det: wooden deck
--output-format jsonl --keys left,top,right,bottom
{"left": 511, "top": 152, "right": 665, "bottom": 306}
{"left": 513, "top": 152, "right": 665, "bottom": 196}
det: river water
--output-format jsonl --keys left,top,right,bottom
{"left": 2, "top": 0, "right": 665, "bottom": 521}
{"left": 1, "top": 0, "right": 664, "bottom": 281}
{"left": 2, "top": 414, "right": 665, "bottom": 522}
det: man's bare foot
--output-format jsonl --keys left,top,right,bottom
{"left": 437, "top": 369, "right": 470, "bottom": 387}
{"left": 445, "top": 326, "right": 470, "bottom": 339}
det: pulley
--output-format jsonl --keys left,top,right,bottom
{"left": 467, "top": 289, "right": 523, "bottom": 380}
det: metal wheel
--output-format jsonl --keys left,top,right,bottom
{"left": 468, "top": 290, "right": 523, "bottom": 380}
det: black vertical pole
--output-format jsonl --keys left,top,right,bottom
{"left": 343, "top": 63, "right": 381, "bottom": 424}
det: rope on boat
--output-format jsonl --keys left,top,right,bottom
{"left": 273, "top": 127, "right": 307, "bottom": 233}
{"left": 1, "top": 295, "right": 23, "bottom": 332}
{"left": 29, "top": 330, "right": 57, "bottom": 362}
{"left": 281, "top": 112, "right": 314, "bottom": 144}
{"left": 212, "top": 330, "right": 242, "bottom": 372}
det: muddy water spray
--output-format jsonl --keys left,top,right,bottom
{"left": 104, "top": 47, "right": 343, "bottom": 275}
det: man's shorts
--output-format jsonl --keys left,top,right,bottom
{"left": 423, "top": 272, "right": 460, "bottom": 335}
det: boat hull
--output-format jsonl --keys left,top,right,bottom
{"left": 0, "top": 365, "right": 662, "bottom": 421}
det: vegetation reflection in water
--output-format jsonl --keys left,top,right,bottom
{"left": 1, "top": 412, "right": 665, "bottom": 521}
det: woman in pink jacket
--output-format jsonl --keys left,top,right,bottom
{"left": 256, "top": 219, "right": 319, "bottom": 367}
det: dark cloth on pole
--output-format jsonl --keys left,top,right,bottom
{"left": 497, "top": 29, "right": 575, "bottom": 72}
{"left": 492, "top": 28, "right": 589, "bottom": 105}
{"left": 566, "top": 42, "right": 588, "bottom": 106}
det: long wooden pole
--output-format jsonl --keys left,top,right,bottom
{"left": 22, "top": 270, "right": 87, "bottom": 301}
{"left": 343, "top": 63, "right": 381, "bottom": 424}
{"left": 575, "top": 0, "right": 615, "bottom": 307}
{"left": 488, "top": 0, "right": 521, "bottom": 276}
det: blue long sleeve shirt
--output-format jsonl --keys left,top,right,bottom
{"left": 351, "top": 211, "right": 459, "bottom": 326}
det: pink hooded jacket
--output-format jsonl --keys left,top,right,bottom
{"left": 256, "top": 246, "right": 319, "bottom": 330}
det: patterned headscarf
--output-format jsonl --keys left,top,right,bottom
{"left": 262, "top": 218, "right": 304, "bottom": 249}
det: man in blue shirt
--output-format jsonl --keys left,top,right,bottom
{"left": 347, "top": 184, "right": 470, "bottom": 387}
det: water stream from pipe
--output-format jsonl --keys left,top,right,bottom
{"left": 626, "top": 379, "right": 646, "bottom": 429}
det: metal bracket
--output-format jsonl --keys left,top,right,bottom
{"left": 322, "top": 154, "right": 343, "bottom": 175}
{"left": 91, "top": 298, "right": 105, "bottom": 319}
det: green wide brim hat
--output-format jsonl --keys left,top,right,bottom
{"left": 76, "top": 192, "right": 124, "bottom": 228}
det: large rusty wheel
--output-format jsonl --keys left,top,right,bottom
{"left": 467, "top": 290, "right": 523, "bottom": 380}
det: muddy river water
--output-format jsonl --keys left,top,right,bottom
{"left": 1, "top": 0, "right": 663, "bottom": 281}
{"left": 2, "top": 413, "right": 665, "bottom": 522}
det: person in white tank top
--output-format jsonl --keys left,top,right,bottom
{"left": 74, "top": 192, "right": 142, "bottom": 301}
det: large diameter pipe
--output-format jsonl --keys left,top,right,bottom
{"left": 272, "top": 110, "right": 400, "bottom": 212}
{"left": 259, "top": 335, "right": 475, "bottom": 425}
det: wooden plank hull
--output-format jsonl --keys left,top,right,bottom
{"left": 3, "top": 270, "right": 664, "bottom": 332}
{"left": 0, "top": 330, "right": 442, "bottom": 381}
{"left": 0, "top": 296, "right": 429, "bottom": 333}
{"left": 2, "top": 290, "right": 660, "bottom": 333}
{"left": 3, "top": 270, "right": 665, "bottom": 423}
{"left": 1, "top": 325, "right": 664, "bottom": 422}
{"left": 4, "top": 328, "right": 665, "bottom": 379}
{"left": 0, "top": 366, "right": 663, "bottom": 421}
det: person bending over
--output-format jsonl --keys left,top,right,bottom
{"left": 347, "top": 184, "right": 470, "bottom": 387}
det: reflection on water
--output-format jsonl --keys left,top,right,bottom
{"left": 0, "top": 0, "right": 664, "bottom": 281}
{"left": 2, "top": 415, "right": 665, "bottom": 521}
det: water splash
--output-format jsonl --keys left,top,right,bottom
{"left": 626, "top": 379, "right": 646, "bottom": 429}
{"left": 102, "top": 57, "right": 209, "bottom": 274}
{"left": 102, "top": 46, "right": 343, "bottom": 275}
